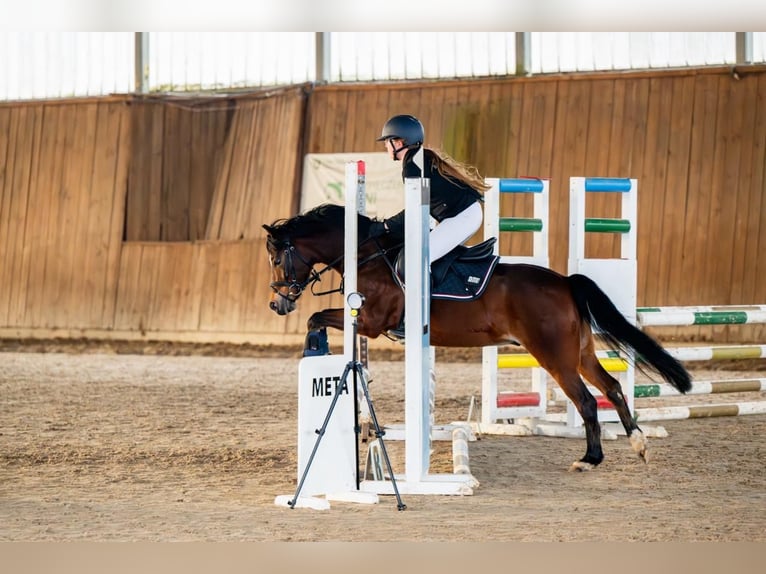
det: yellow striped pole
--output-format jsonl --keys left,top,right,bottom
{"left": 497, "top": 354, "right": 627, "bottom": 372}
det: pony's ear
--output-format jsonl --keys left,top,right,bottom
{"left": 262, "top": 224, "right": 274, "bottom": 234}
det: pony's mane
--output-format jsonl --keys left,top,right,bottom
{"left": 268, "top": 203, "right": 376, "bottom": 240}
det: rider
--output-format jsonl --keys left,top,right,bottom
{"left": 369, "top": 114, "right": 489, "bottom": 263}
{"left": 369, "top": 114, "right": 490, "bottom": 337}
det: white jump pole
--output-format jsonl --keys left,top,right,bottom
{"left": 344, "top": 161, "right": 365, "bottom": 358}
{"left": 360, "top": 149, "right": 476, "bottom": 496}
{"left": 404, "top": 159, "right": 432, "bottom": 485}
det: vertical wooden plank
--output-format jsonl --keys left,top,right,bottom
{"left": 616, "top": 78, "right": 651, "bottom": 306}
{"left": 680, "top": 74, "right": 719, "bottom": 341}
{"left": 6, "top": 107, "right": 32, "bottom": 325}
{"left": 147, "top": 103, "right": 166, "bottom": 241}
{"left": 112, "top": 243, "right": 144, "bottom": 331}
{"left": 22, "top": 105, "right": 52, "bottom": 328}
{"left": 124, "top": 101, "right": 149, "bottom": 241}
{"left": 199, "top": 241, "right": 240, "bottom": 333}
{"left": 185, "top": 244, "right": 207, "bottom": 331}
{"left": 140, "top": 244, "right": 163, "bottom": 332}
{"left": 68, "top": 102, "right": 99, "bottom": 327}
{"left": 604, "top": 77, "right": 630, "bottom": 260}
{"left": 5, "top": 105, "right": 34, "bottom": 325}
{"left": 0, "top": 106, "right": 18, "bottom": 324}
{"left": 584, "top": 78, "right": 619, "bottom": 260}
{"left": 740, "top": 73, "right": 766, "bottom": 341}
{"left": 102, "top": 101, "right": 131, "bottom": 329}
{"left": 52, "top": 103, "right": 93, "bottom": 327}
{"left": 197, "top": 242, "right": 221, "bottom": 332}
{"left": 252, "top": 94, "right": 272, "bottom": 235}
{"left": 206, "top": 100, "right": 237, "bottom": 240}
{"left": 711, "top": 75, "right": 747, "bottom": 341}
{"left": 637, "top": 77, "right": 672, "bottom": 309}
{"left": 504, "top": 80, "right": 553, "bottom": 258}
{"left": 10, "top": 104, "right": 44, "bottom": 326}
{"left": 657, "top": 76, "right": 695, "bottom": 308}
{"left": 149, "top": 244, "right": 180, "bottom": 330}
{"left": 82, "top": 101, "right": 123, "bottom": 327}
{"left": 728, "top": 74, "right": 760, "bottom": 305}
{"left": 707, "top": 75, "right": 739, "bottom": 305}
{"left": 551, "top": 78, "right": 591, "bottom": 272}
{"left": 217, "top": 101, "right": 257, "bottom": 240}
{"left": 126, "top": 100, "right": 164, "bottom": 241}
{"left": 240, "top": 98, "right": 265, "bottom": 238}
{"left": 726, "top": 73, "right": 762, "bottom": 341}
{"left": 477, "top": 81, "right": 512, "bottom": 178}
{"left": 125, "top": 101, "right": 145, "bottom": 240}
{"left": 161, "top": 103, "right": 191, "bottom": 241}
{"left": 172, "top": 244, "right": 195, "bottom": 331}
{"left": 188, "top": 102, "right": 227, "bottom": 241}
{"left": 494, "top": 81, "right": 528, "bottom": 261}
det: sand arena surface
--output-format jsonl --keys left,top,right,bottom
{"left": 1, "top": 347, "right": 764, "bottom": 541}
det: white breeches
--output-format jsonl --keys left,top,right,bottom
{"left": 429, "top": 201, "right": 483, "bottom": 264}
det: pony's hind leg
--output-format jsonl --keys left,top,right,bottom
{"left": 553, "top": 371, "right": 605, "bottom": 471}
{"left": 525, "top": 328, "right": 605, "bottom": 470}
{"left": 579, "top": 351, "right": 647, "bottom": 463}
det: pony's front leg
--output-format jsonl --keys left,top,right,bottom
{"left": 308, "top": 308, "right": 345, "bottom": 332}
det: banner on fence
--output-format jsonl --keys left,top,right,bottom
{"left": 300, "top": 152, "right": 403, "bottom": 218}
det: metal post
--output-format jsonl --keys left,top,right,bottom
{"left": 134, "top": 32, "right": 150, "bottom": 94}
{"left": 515, "top": 32, "right": 531, "bottom": 76}
{"left": 315, "top": 32, "right": 331, "bottom": 83}
{"left": 736, "top": 32, "right": 753, "bottom": 65}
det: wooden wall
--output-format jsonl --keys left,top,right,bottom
{"left": 0, "top": 98, "right": 129, "bottom": 331}
{"left": 1, "top": 67, "right": 765, "bottom": 346}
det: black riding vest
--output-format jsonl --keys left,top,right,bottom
{"left": 384, "top": 147, "right": 483, "bottom": 234}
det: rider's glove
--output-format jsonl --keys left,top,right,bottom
{"left": 368, "top": 220, "right": 389, "bottom": 238}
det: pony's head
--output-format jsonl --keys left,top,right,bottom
{"left": 262, "top": 204, "right": 356, "bottom": 315}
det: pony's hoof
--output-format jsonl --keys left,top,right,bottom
{"left": 569, "top": 461, "right": 595, "bottom": 472}
{"left": 629, "top": 430, "right": 648, "bottom": 463}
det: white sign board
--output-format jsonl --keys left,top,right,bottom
{"left": 300, "top": 152, "right": 403, "bottom": 218}
{"left": 297, "top": 355, "right": 357, "bottom": 496}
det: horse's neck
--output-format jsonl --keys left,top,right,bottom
{"left": 301, "top": 235, "right": 345, "bottom": 272}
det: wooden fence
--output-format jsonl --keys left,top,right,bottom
{"left": 1, "top": 66, "right": 765, "bottom": 346}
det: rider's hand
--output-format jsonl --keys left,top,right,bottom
{"left": 368, "top": 220, "right": 389, "bottom": 238}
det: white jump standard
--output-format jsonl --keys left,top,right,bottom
{"left": 360, "top": 157, "right": 478, "bottom": 496}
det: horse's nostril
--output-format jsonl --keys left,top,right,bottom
{"left": 269, "top": 301, "right": 277, "bottom": 311}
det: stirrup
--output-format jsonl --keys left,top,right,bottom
{"left": 387, "top": 317, "right": 406, "bottom": 339}
{"left": 388, "top": 327, "right": 405, "bottom": 339}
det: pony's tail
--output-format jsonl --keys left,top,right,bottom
{"left": 567, "top": 273, "right": 692, "bottom": 394}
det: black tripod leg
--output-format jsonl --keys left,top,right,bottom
{"left": 355, "top": 362, "right": 407, "bottom": 511}
{"left": 288, "top": 362, "right": 353, "bottom": 508}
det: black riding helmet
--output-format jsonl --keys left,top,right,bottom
{"left": 376, "top": 114, "right": 424, "bottom": 160}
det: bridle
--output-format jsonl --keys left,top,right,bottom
{"left": 268, "top": 240, "right": 333, "bottom": 303}
{"left": 267, "top": 236, "right": 401, "bottom": 303}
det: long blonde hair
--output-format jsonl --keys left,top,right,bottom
{"left": 425, "top": 148, "right": 491, "bottom": 192}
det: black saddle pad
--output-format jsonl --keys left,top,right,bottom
{"left": 431, "top": 255, "right": 499, "bottom": 301}
{"left": 391, "top": 239, "right": 499, "bottom": 302}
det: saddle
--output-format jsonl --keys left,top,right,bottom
{"left": 393, "top": 238, "right": 500, "bottom": 301}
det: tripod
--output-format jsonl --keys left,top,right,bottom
{"left": 288, "top": 292, "right": 406, "bottom": 511}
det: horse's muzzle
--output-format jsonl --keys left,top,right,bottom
{"left": 270, "top": 297, "right": 296, "bottom": 315}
